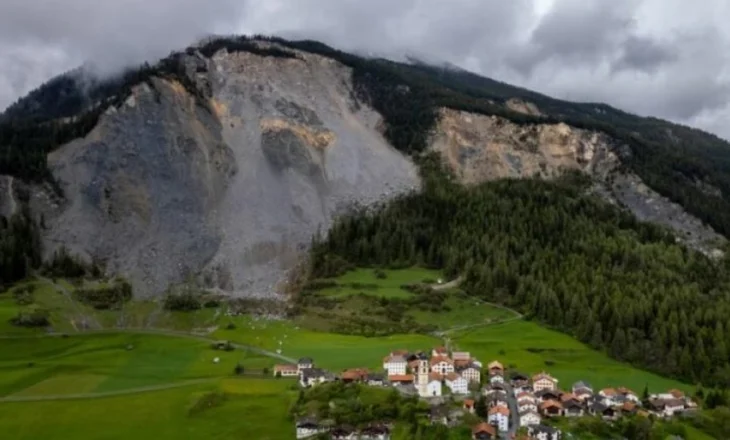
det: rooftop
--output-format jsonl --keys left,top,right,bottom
{"left": 489, "top": 406, "right": 510, "bottom": 416}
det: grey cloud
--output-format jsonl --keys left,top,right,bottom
{"left": 1, "top": 0, "right": 730, "bottom": 140}
{"left": 611, "top": 35, "right": 677, "bottom": 74}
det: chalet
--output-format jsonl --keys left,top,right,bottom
{"left": 620, "top": 401, "right": 638, "bottom": 416}
{"left": 273, "top": 364, "right": 299, "bottom": 377}
{"left": 532, "top": 372, "right": 558, "bottom": 391}
{"left": 517, "top": 391, "right": 536, "bottom": 402}
{"left": 484, "top": 384, "right": 507, "bottom": 397}
{"left": 487, "top": 394, "right": 509, "bottom": 408}
{"left": 618, "top": 387, "right": 640, "bottom": 403}
{"left": 519, "top": 409, "right": 541, "bottom": 427}
{"left": 572, "top": 381, "right": 593, "bottom": 394}
{"left": 648, "top": 398, "right": 685, "bottom": 417}
{"left": 535, "top": 389, "right": 560, "bottom": 402}
{"left": 330, "top": 426, "right": 357, "bottom": 440}
{"left": 518, "top": 396, "right": 538, "bottom": 413}
{"left": 360, "top": 424, "right": 391, "bottom": 440}
{"left": 488, "top": 406, "right": 510, "bottom": 432}
{"left": 388, "top": 374, "right": 414, "bottom": 386}
{"left": 445, "top": 372, "right": 468, "bottom": 395}
{"left": 528, "top": 424, "right": 562, "bottom": 440}
{"left": 510, "top": 372, "right": 530, "bottom": 388}
{"left": 457, "top": 364, "right": 482, "bottom": 384}
{"left": 383, "top": 354, "right": 407, "bottom": 376}
{"left": 573, "top": 387, "right": 594, "bottom": 401}
{"left": 562, "top": 399, "right": 584, "bottom": 417}
{"left": 366, "top": 373, "right": 385, "bottom": 386}
{"left": 540, "top": 400, "right": 563, "bottom": 417}
{"left": 488, "top": 360, "right": 504, "bottom": 376}
{"left": 453, "top": 351, "right": 472, "bottom": 362}
{"left": 489, "top": 374, "right": 505, "bottom": 385}
{"left": 299, "top": 368, "right": 333, "bottom": 388}
{"left": 430, "top": 356, "right": 455, "bottom": 374}
{"left": 463, "top": 399, "right": 476, "bottom": 414}
{"left": 297, "top": 357, "right": 314, "bottom": 372}
{"left": 472, "top": 422, "right": 497, "bottom": 440}
{"left": 295, "top": 418, "right": 325, "bottom": 439}
{"left": 341, "top": 368, "right": 369, "bottom": 383}
{"left": 589, "top": 402, "right": 617, "bottom": 421}
{"left": 432, "top": 346, "right": 449, "bottom": 357}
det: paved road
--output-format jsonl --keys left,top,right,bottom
{"left": 502, "top": 381, "right": 521, "bottom": 438}
{"left": 0, "top": 378, "right": 216, "bottom": 403}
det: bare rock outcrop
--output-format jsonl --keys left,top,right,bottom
{"left": 430, "top": 108, "right": 725, "bottom": 254}
{"left": 33, "top": 49, "right": 419, "bottom": 297}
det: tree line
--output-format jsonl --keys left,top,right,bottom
{"left": 308, "top": 155, "right": 730, "bottom": 387}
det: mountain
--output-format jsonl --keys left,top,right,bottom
{"left": 0, "top": 35, "right": 728, "bottom": 296}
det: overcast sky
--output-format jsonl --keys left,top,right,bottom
{"left": 1, "top": 0, "right": 729, "bottom": 139}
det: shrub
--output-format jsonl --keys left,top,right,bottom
{"left": 374, "top": 269, "right": 387, "bottom": 279}
{"left": 544, "top": 360, "right": 556, "bottom": 366}
{"left": 164, "top": 292, "right": 201, "bottom": 311}
{"left": 13, "top": 285, "right": 35, "bottom": 305}
{"left": 203, "top": 299, "right": 220, "bottom": 308}
{"left": 305, "top": 280, "right": 338, "bottom": 291}
{"left": 74, "top": 280, "right": 132, "bottom": 310}
{"left": 234, "top": 364, "right": 244, "bottom": 375}
{"left": 226, "top": 323, "right": 236, "bottom": 330}
{"left": 11, "top": 307, "right": 50, "bottom": 327}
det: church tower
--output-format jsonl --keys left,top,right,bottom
{"left": 416, "top": 354, "right": 429, "bottom": 397}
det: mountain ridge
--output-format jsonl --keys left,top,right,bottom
{"left": 0, "top": 35, "right": 728, "bottom": 296}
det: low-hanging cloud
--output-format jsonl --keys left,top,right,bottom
{"left": 1, "top": 0, "right": 730, "bottom": 140}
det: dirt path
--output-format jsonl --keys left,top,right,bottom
{"left": 0, "top": 378, "right": 217, "bottom": 403}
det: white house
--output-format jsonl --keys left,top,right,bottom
{"left": 299, "top": 368, "right": 332, "bottom": 388}
{"left": 457, "top": 365, "right": 481, "bottom": 384}
{"left": 519, "top": 410, "right": 541, "bottom": 427}
{"left": 598, "top": 388, "right": 618, "bottom": 406}
{"left": 532, "top": 372, "right": 558, "bottom": 391}
{"left": 489, "top": 374, "right": 505, "bottom": 385}
{"left": 649, "top": 398, "right": 686, "bottom": 417}
{"left": 296, "top": 419, "right": 325, "bottom": 439}
{"left": 452, "top": 351, "right": 471, "bottom": 361}
{"left": 426, "top": 379, "right": 442, "bottom": 397}
{"left": 488, "top": 406, "right": 510, "bottom": 432}
{"left": 528, "top": 424, "right": 561, "bottom": 440}
{"left": 273, "top": 364, "right": 299, "bottom": 377}
{"left": 383, "top": 354, "right": 407, "bottom": 376}
{"left": 297, "top": 357, "right": 314, "bottom": 373}
{"left": 518, "top": 399, "right": 538, "bottom": 413}
{"left": 430, "top": 356, "right": 454, "bottom": 375}
{"left": 445, "top": 373, "right": 468, "bottom": 395}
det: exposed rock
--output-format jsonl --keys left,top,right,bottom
{"left": 505, "top": 98, "right": 542, "bottom": 116}
{"left": 430, "top": 108, "right": 725, "bottom": 255}
{"left": 35, "top": 49, "right": 419, "bottom": 297}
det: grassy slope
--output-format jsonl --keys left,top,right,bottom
{"left": 451, "top": 320, "right": 691, "bottom": 393}
{"left": 0, "top": 378, "right": 294, "bottom": 440}
{"left": 317, "top": 267, "right": 442, "bottom": 299}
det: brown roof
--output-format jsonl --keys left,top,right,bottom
{"left": 454, "top": 359, "right": 471, "bottom": 368}
{"left": 618, "top": 387, "right": 636, "bottom": 396}
{"left": 489, "top": 406, "right": 510, "bottom": 416}
{"left": 665, "top": 398, "right": 685, "bottom": 407}
{"left": 622, "top": 402, "right": 637, "bottom": 412}
{"left": 341, "top": 368, "right": 369, "bottom": 380}
{"left": 274, "top": 364, "right": 298, "bottom": 372}
{"left": 601, "top": 388, "right": 617, "bottom": 396}
{"left": 669, "top": 389, "right": 685, "bottom": 399}
{"left": 464, "top": 399, "right": 475, "bottom": 408}
{"left": 430, "top": 356, "right": 454, "bottom": 365}
{"left": 390, "top": 350, "right": 409, "bottom": 356}
{"left": 429, "top": 372, "right": 444, "bottom": 381}
{"left": 433, "top": 346, "right": 448, "bottom": 353}
{"left": 517, "top": 392, "right": 534, "bottom": 399}
{"left": 532, "top": 372, "right": 556, "bottom": 382}
{"left": 445, "top": 372, "right": 461, "bottom": 381}
{"left": 472, "top": 423, "right": 496, "bottom": 436}
{"left": 388, "top": 374, "right": 414, "bottom": 382}
{"left": 540, "top": 400, "right": 563, "bottom": 410}
{"left": 560, "top": 393, "right": 577, "bottom": 402}
{"left": 488, "top": 361, "right": 504, "bottom": 370}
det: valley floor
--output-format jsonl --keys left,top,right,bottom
{"left": 0, "top": 268, "right": 713, "bottom": 439}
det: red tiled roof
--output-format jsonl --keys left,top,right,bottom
{"left": 445, "top": 372, "right": 462, "bottom": 381}
{"left": 472, "top": 423, "right": 496, "bottom": 436}
{"left": 560, "top": 393, "right": 577, "bottom": 402}
{"left": 464, "top": 399, "right": 475, "bottom": 408}
{"left": 388, "top": 374, "right": 414, "bottom": 382}
{"left": 489, "top": 406, "right": 510, "bottom": 416}
{"left": 429, "top": 372, "right": 444, "bottom": 382}
{"left": 601, "top": 388, "right": 617, "bottom": 396}
{"left": 541, "top": 400, "right": 563, "bottom": 410}
{"left": 274, "top": 364, "right": 298, "bottom": 372}
{"left": 618, "top": 387, "right": 636, "bottom": 396}
{"left": 430, "top": 355, "right": 454, "bottom": 365}
{"left": 669, "top": 389, "right": 685, "bottom": 399}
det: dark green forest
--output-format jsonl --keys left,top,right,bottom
{"left": 309, "top": 155, "right": 730, "bottom": 387}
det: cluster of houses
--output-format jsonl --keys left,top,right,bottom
{"left": 296, "top": 419, "right": 391, "bottom": 440}
{"left": 383, "top": 346, "right": 482, "bottom": 397}
{"left": 281, "top": 351, "right": 697, "bottom": 440}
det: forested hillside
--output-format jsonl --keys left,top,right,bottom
{"left": 309, "top": 154, "right": 730, "bottom": 387}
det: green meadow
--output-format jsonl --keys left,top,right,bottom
{"left": 450, "top": 320, "right": 691, "bottom": 394}
{"left": 317, "top": 267, "right": 443, "bottom": 299}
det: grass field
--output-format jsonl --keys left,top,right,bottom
{"left": 0, "top": 378, "right": 295, "bottom": 440}
{"left": 451, "top": 320, "right": 692, "bottom": 394}
{"left": 0, "top": 333, "right": 273, "bottom": 398}
{"left": 317, "top": 267, "right": 443, "bottom": 299}
{"left": 407, "top": 292, "right": 518, "bottom": 330}
{"left": 214, "top": 316, "right": 438, "bottom": 371}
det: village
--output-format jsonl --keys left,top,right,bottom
{"left": 275, "top": 346, "right": 699, "bottom": 440}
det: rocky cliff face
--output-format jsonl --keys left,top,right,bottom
{"left": 19, "top": 48, "right": 419, "bottom": 297}
{"left": 430, "top": 108, "right": 725, "bottom": 255}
